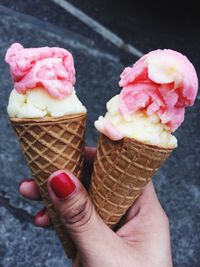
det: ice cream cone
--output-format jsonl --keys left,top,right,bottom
{"left": 89, "top": 134, "right": 173, "bottom": 228}
{"left": 91, "top": 49, "right": 198, "bottom": 228}
{"left": 10, "top": 113, "right": 87, "bottom": 258}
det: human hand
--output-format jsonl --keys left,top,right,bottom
{"left": 20, "top": 147, "right": 173, "bottom": 267}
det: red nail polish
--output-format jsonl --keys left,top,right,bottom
{"left": 50, "top": 172, "right": 76, "bottom": 199}
{"left": 35, "top": 207, "right": 46, "bottom": 219}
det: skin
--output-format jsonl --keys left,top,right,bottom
{"left": 20, "top": 147, "right": 173, "bottom": 267}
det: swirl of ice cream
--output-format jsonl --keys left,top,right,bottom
{"left": 6, "top": 43, "right": 86, "bottom": 118}
{"left": 119, "top": 49, "right": 198, "bottom": 131}
{"left": 5, "top": 43, "right": 75, "bottom": 99}
{"left": 95, "top": 49, "right": 198, "bottom": 148}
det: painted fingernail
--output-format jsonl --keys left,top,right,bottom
{"left": 50, "top": 172, "right": 76, "bottom": 199}
{"left": 35, "top": 207, "right": 46, "bottom": 219}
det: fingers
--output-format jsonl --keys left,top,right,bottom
{"left": 19, "top": 147, "right": 96, "bottom": 201}
{"left": 20, "top": 180, "right": 51, "bottom": 227}
{"left": 47, "top": 170, "right": 113, "bottom": 256}
{"left": 124, "top": 181, "right": 158, "bottom": 223}
{"left": 115, "top": 182, "right": 155, "bottom": 230}
{"left": 138, "top": 180, "right": 158, "bottom": 207}
{"left": 19, "top": 179, "right": 41, "bottom": 200}
{"left": 135, "top": 180, "right": 167, "bottom": 220}
{"left": 19, "top": 146, "right": 96, "bottom": 230}
{"left": 34, "top": 207, "right": 51, "bottom": 227}
{"left": 117, "top": 180, "right": 169, "bottom": 237}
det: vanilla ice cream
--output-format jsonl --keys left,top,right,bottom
{"left": 7, "top": 87, "right": 86, "bottom": 118}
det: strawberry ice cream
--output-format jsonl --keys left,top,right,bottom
{"left": 6, "top": 43, "right": 86, "bottom": 118}
{"left": 95, "top": 49, "right": 198, "bottom": 148}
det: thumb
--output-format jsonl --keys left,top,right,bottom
{"left": 47, "top": 170, "right": 110, "bottom": 254}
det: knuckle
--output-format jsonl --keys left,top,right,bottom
{"left": 142, "top": 203, "right": 170, "bottom": 230}
{"left": 61, "top": 195, "right": 92, "bottom": 228}
{"left": 155, "top": 208, "right": 170, "bottom": 231}
{"left": 162, "top": 212, "right": 170, "bottom": 229}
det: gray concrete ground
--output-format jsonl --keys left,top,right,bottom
{"left": 0, "top": 1, "right": 200, "bottom": 267}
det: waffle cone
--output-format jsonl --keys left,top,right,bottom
{"left": 10, "top": 113, "right": 87, "bottom": 259}
{"left": 89, "top": 134, "right": 173, "bottom": 228}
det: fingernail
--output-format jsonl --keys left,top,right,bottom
{"left": 19, "top": 179, "right": 34, "bottom": 186}
{"left": 35, "top": 207, "right": 46, "bottom": 219}
{"left": 50, "top": 172, "right": 76, "bottom": 199}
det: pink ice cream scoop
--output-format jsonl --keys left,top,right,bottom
{"left": 119, "top": 49, "right": 198, "bottom": 131}
{"left": 5, "top": 43, "right": 76, "bottom": 99}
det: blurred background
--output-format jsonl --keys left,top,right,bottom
{"left": 0, "top": 1, "right": 199, "bottom": 266}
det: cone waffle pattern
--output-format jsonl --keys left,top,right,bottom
{"left": 90, "top": 134, "right": 173, "bottom": 228}
{"left": 10, "top": 113, "right": 87, "bottom": 258}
